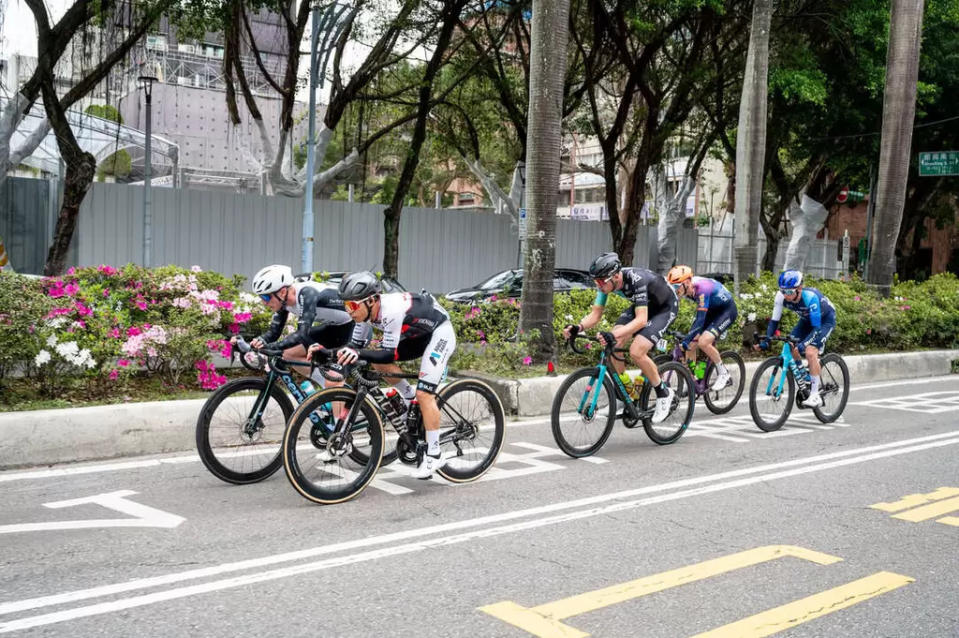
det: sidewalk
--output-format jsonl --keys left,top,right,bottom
{"left": 1, "top": 350, "right": 957, "bottom": 470}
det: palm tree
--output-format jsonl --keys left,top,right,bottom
{"left": 518, "top": 0, "right": 571, "bottom": 362}
{"left": 867, "top": 0, "right": 925, "bottom": 296}
{"left": 733, "top": 0, "right": 772, "bottom": 291}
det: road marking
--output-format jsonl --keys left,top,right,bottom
{"left": 0, "top": 491, "right": 184, "bottom": 535}
{"left": 851, "top": 390, "right": 959, "bottom": 414}
{"left": 870, "top": 486, "right": 959, "bottom": 528}
{"left": 692, "top": 571, "right": 913, "bottom": 638}
{"left": 480, "top": 546, "right": 841, "bottom": 637}
{"left": 1, "top": 431, "right": 956, "bottom": 633}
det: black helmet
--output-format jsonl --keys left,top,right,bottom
{"left": 338, "top": 271, "right": 381, "bottom": 301}
{"left": 588, "top": 252, "right": 621, "bottom": 279}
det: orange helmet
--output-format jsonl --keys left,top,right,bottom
{"left": 666, "top": 265, "right": 694, "bottom": 285}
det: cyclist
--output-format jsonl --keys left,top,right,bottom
{"left": 247, "top": 264, "right": 353, "bottom": 387}
{"left": 324, "top": 271, "right": 456, "bottom": 480}
{"left": 666, "top": 265, "right": 738, "bottom": 390}
{"left": 757, "top": 270, "right": 836, "bottom": 408}
{"left": 562, "top": 252, "right": 678, "bottom": 424}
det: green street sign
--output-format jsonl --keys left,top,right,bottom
{"left": 919, "top": 151, "right": 959, "bottom": 176}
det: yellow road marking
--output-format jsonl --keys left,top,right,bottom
{"left": 937, "top": 516, "right": 959, "bottom": 527}
{"left": 691, "top": 571, "right": 913, "bottom": 638}
{"left": 891, "top": 495, "right": 959, "bottom": 522}
{"left": 479, "top": 545, "right": 841, "bottom": 638}
{"left": 870, "top": 487, "right": 959, "bottom": 513}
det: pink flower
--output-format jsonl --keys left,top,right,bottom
{"left": 109, "top": 327, "right": 121, "bottom": 338}
{"left": 522, "top": 356, "right": 532, "bottom": 366}
{"left": 118, "top": 359, "right": 130, "bottom": 367}
{"left": 489, "top": 295, "right": 498, "bottom": 302}
{"left": 47, "top": 281, "right": 65, "bottom": 298}
{"left": 135, "top": 301, "right": 148, "bottom": 311}
{"left": 45, "top": 307, "right": 72, "bottom": 318}
{"left": 866, "top": 328, "right": 872, "bottom": 335}
{"left": 229, "top": 322, "right": 240, "bottom": 334}
{"left": 108, "top": 369, "right": 119, "bottom": 381}
{"left": 218, "top": 300, "right": 234, "bottom": 311}
{"left": 127, "top": 326, "right": 141, "bottom": 336}
{"left": 67, "top": 267, "right": 76, "bottom": 275}
{"left": 476, "top": 330, "right": 486, "bottom": 341}
{"left": 98, "top": 265, "right": 118, "bottom": 276}
{"left": 854, "top": 296, "right": 861, "bottom": 301}
{"left": 63, "top": 281, "right": 80, "bottom": 296}
{"left": 900, "top": 305, "right": 911, "bottom": 310}
{"left": 74, "top": 302, "right": 92, "bottom": 317}
{"left": 103, "top": 288, "right": 110, "bottom": 297}
{"left": 233, "top": 312, "right": 252, "bottom": 324}
{"left": 585, "top": 342, "right": 592, "bottom": 350}
{"left": 191, "top": 265, "right": 202, "bottom": 272}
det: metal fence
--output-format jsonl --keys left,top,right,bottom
{"left": 0, "top": 176, "right": 57, "bottom": 274}
{"left": 3, "top": 179, "right": 702, "bottom": 290}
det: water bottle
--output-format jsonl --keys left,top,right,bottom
{"left": 299, "top": 380, "right": 315, "bottom": 397}
{"left": 404, "top": 399, "right": 420, "bottom": 435}
{"left": 619, "top": 372, "right": 639, "bottom": 399}
{"left": 382, "top": 387, "right": 408, "bottom": 425}
{"left": 694, "top": 361, "right": 707, "bottom": 380}
{"left": 631, "top": 374, "right": 645, "bottom": 397}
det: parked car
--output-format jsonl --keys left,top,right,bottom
{"left": 444, "top": 268, "right": 593, "bottom": 303}
{"left": 301, "top": 271, "right": 408, "bottom": 294}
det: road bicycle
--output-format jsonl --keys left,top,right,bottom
{"left": 748, "top": 334, "right": 850, "bottom": 432}
{"left": 282, "top": 352, "right": 506, "bottom": 504}
{"left": 196, "top": 337, "right": 348, "bottom": 484}
{"left": 653, "top": 330, "right": 745, "bottom": 415}
{"left": 550, "top": 333, "right": 696, "bottom": 458}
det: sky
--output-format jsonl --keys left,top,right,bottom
{"left": 1, "top": 0, "right": 64, "bottom": 57}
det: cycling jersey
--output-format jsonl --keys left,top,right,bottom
{"left": 259, "top": 281, "right": 353, "bottom": 350}
{"left": 594, "top": 267, "right": 676, "bottom": 312}
{"left": 765, "top": 287, "right": 836, "bottom": 353}
{"left": 682, "top": 277, "right": 737, "bottom": 348}
{"left": 353, "top": 292, "right": 455, "bottom": 392}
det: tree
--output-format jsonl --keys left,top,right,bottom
{"left": 733, "top": 0, "right": 772, "bottom": 289}
{"left": 868, "top": 0, "right": 925, "bottom": 294}
{"left": 519, "top": 0, "right": 571, "bottom": 362}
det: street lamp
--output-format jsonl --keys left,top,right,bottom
{"left": 301, "top": 1, "right": 351, "bottom": 274}
{"left": 138, "top": 75, "right": 158, "bottom": 267}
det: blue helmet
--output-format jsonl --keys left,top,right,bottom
{"left": 778, "top": 270, "right": 803, "bottom": 290}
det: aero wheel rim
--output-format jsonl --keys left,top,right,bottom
{"left": 557, "top": 374, "right": 612, "bottom": 453}
{"left": 207, "top": 390, "right": 285, "bottom": 476}
{"left": 438, "top": 387, "right": 498, "bottom": 476}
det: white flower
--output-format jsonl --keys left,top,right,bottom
{"left": 747, "top": 312, "right": 757, "bottom": 322}
{"left": 565, "top": 314, "right": 573, "bottom": 320}
{"left": 191, "top": 265, "right": 202, "bottom": 272}
{"left": 56, "top": 341, "right": 80, "bottom": 359}
{"left": 34, "top": 350, "right": 51, "bottom": 366}
{"left": 739, "top": 293, "right": 752, "bottom": 300}
{"left": 46, "top": 334, "right": 58, "bottom": 348}
{"left": 761, "top": 284, "right": 768, "bottom": 291}
{"left": 47, "top": 317, "right": 67, "bottom": 328}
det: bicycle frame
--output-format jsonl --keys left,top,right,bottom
{"left": 577, "top": 343, "right": 643, "bottom": 421}
{"left": 764, "top": 340, "right": 802, "bottom": 399}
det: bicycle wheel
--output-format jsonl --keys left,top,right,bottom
{"left": 196, "top": 377, "right": 292, "bottom": 484}
{"left": 283, "top": 387, "right": 384, "bottom": 505}
{"left": 813, "top": 353, "right": 850, "bottom": 423}
{"left": 551, "top": 368, "right": 617, "bottom": 458}
{"left": 434, "top": 379, "right": 506, "bottom": 482}
{"left": 653, "top": 353, "right": 673, "bottom": 367}
{"left": 643, "top": 361, "right": 695, "bottom": 445}
{"left": 703, "top": 351, "right": 746, "bottom": 415}
{"left": 749, "top": 357, "right": 795, "bottom": 432}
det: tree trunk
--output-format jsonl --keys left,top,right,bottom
{"left": 868, "top": 0, "right": 924, "bottom": 296}
{"left": 783, "top": 194, "right": 830, "bottom": 271}
{"left": 733, "top": 0, "right": 772, "bottom": 290}
{"left": 44, "top": 153, "right": 97, "bottom": 275}
{"left": 519, "top": 0, "right": 571, "bottom": 362}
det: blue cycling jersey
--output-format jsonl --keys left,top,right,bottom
{"left": 765, "top": 286, "right": 835, "bottom": 338}
{"left": 683, "top": 277, "right": 736, "bottom": 346}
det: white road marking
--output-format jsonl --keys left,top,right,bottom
{"left": 1, "top": 429, "right": 958, "bottom": 633}
{"left": 0, "top": 491, "right": 184, "bottom": 535}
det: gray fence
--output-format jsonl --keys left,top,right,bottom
{"left": 4, "top": 180, "right": 701, "bottom": 291}
{"left": 0, "top": 176, "right": 57, "bottom": 274}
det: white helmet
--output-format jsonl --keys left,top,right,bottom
{"left": 251, "top": 264, "right": 293, "bottom": 295}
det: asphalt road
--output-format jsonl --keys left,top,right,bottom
{"left": 2, "top": 374, "right": 958, "bottom": 638}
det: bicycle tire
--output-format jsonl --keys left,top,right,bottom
{"left": 813, "top": 353, "right": 850, "bottom": 423}
{"left": 653, "top": 353, "right": 673, "bottom": 367}
{"left": 551, "top": 368, "right": 617, "bottom": 458}
{"left": 434, "top": 379, "right": 506, "bottom": 482}
{"left": 703, "top": 350, "right": 746, "bottom": 415}
{"left": 642, "top": 360, "right": 695, "bottom": 445}
{"left": 749, "top": 357, "right": 795, "bottom": 432}
{"left": 283, "top": 387, "right": 384, "bottom": 505}
{"left": 196, "top": 377, "right": 292, "bottom": 484}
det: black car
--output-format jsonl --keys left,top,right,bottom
{"left": 444, "top": 268, "right": 594, "bottom": 303}
{"left": 303, "top": 271, "right": 407, "bottom": 294}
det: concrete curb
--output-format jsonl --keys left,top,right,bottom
{"left": 1, "top": 350, "right": 956, "bottom": 470}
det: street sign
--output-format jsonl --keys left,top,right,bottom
{"left": 919, "top": 151, "right": 959, "bottom": 176}
{"left": 518, "top": 207, "right": 528, "bottom": 240}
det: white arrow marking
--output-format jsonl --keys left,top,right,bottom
{"left": 0, "top": 490, "right": 185, "bottom": 534}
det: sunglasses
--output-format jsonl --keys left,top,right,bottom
{"left": 258, "top": 294, "right": 273, "bottom": 303}
{"left": 781, "top": 288, "right": 798, "bottom": 296}
{"left": 344, "top": 298, "right": 372, "bottom": 312}
{"left": 671, "top": 283, "right": 683, "bottom": 292}
{"left": 594, "top": 277, "right": 613, "bottom": 287}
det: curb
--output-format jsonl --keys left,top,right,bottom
{"left": 1, "top": 350, "right": 957, "bottom": 470}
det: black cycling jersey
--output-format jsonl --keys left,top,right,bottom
{"left": 259, "top": 281, "right": 353, "bottom": 350}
